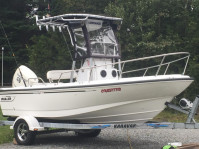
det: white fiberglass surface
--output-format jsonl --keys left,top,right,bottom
{"left": 0, "top": 74, "right": 191, "bottom": 91}
{"left": 0, "top": 74, "right": 193, "bottom": 122}
{"left": 83, "top": 74, "right": 191, "bottom": 85}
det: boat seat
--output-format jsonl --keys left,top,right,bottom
{"left": 47, "top": 70, "right": 77, "bottom": 82}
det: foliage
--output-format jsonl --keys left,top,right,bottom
{"left": 0, "top": 107, "right": 13, "bottom": 144}
{"left": 50, "top": 0, "right": 113, "bottom": 15}
{"left": 0, "top": 0, "right": 38, "bottom": 84}
{"left": 0, "top": 0, "right": 199, "bottom": 98}
{"left": 0, "top": 127, "right": 13, "bottom": 144}
{"left": 28, "top": 31, "right": 72, "bottom": 79}
{"left": 104, "top": 0, "right": 199, "bottom": 99}
{"left": 153, "top": 108, "right": 188, "bottom": 123}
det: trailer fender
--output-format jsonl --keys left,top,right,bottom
{"left": 10, "top": 115, "right": 44, "bottom": 131}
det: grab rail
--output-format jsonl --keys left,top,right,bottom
{"left": 121, "top": 52, "right": 190, "bottom": 77}
{"left": 28, "top": 77, "right": 46, "bottom": 86}
{"left": 53, "top": 52, "right": 190, "bottom": 83}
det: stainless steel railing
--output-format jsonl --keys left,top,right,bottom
{"left": 121, "top": 52, "right": 190, "bottom": 77}
{"left": 51, "top": 52, "right": 190, "bottom": 83}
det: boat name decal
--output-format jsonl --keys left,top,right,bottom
{"left": 1, "top": 96, "right": 15, "bottom": 102}
{"left": 101, "top": 88, "right": 121, "bottom": 93}
{"left": 114, "top": 124, "right": 136, "bottom": 128}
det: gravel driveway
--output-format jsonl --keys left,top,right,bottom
{"left": 0, "top": 129, "right": 199, "bottom": 149}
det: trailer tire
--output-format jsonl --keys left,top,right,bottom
{"left": 75, "top": 129, "right": 101, "bottom": 137}
{"left": 14, "top": 119, "right": 36, "bottom": 145}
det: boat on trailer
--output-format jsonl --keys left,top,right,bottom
{"left": 0, "top": 14, "right": 193, "bottom": 124}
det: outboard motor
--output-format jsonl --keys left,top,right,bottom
{"left": 12, "top": 65, "right": 38, "bottom": 87}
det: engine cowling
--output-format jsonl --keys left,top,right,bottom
{"left": 12, "top": 65, "right": 38, "bottom": 87}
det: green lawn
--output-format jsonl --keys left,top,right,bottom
{"left": 153, "top": 108, "right": 199, "bottom": 122}
{"left": 0, "top": 107, "right": 13, "bottom": 144}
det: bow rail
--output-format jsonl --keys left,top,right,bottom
{"left": 54, "top": 52, "right": 190, "bottom": 83}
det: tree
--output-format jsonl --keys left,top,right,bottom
{"left": 1, "top": 0, "right": 199, "bottom": 100}
{"left": 50, "top": 0, "right": 113, "bottom": 15}
{"left": 104, "top": 0, "right": 199, "bottom": 99}
{"left": 28, "top": 31, "right": 72, "bottom": 80}
{"left": 0, "top": 0, "right": 38, "bottom": 85}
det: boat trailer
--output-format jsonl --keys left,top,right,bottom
{"left": 1, "top": 95, "right": 199, "bottom": 145}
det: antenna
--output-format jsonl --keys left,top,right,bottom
{"left": 2, "top": 47, "right": 4, "bottom": 86}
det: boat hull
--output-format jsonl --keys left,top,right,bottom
{"left": 0, "top": 76, "right": 193, "bottom": 123}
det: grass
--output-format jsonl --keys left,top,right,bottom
{"left": 153, "top": 108, "right": 199, "bottom": 123}
{"left": 0, "top": 106, "right": 13, "bottom": 144}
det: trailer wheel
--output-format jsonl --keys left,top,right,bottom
{"left": 14, "top": 119, "right": 36, "bottom": 145}
{"left": 75, "top": 129, "right": 101, "bottom": 137}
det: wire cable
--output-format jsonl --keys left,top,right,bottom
{"left": 0, "top": 21, "right": 27, "bottom": 87}
{"left": 0, "top": 21, "right": 18, "bottom": 66}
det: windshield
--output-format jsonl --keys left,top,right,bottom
{"left": 87, "top": 19, "right": 119, "bottom": 57}
{"left": 70, "top": 19, "right": 120, "bottom": 59}
{"left": 72, "top": 28, "right": 87, "bottom": 57}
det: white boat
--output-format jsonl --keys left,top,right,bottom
{"left": 0, "top": 14, "right": 193, "bottom": 124}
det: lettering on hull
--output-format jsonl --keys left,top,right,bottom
{"left": 1, "top": 96, "right": 15, "bottom": 102}
{"left": 101, "top": 88, "right": 121, "bottom": 93}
